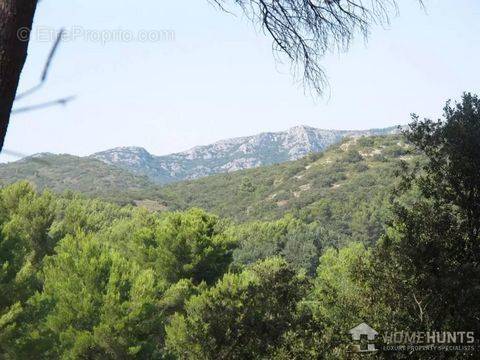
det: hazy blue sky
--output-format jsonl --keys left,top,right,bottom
{"left": 2, "top": 0, "right": 479, "bottom": 162}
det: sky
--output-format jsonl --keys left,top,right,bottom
{"left": 1, "top": 0, "right": 480, "bottom": 162}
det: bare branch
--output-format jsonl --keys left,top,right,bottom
{"left": 212, "top": 0, "right": 420, "bottom": 95}
{"left": 412, "top": 292, "right": 429, "bottom": 323}
{"left": 12, "top": 96, "right": 76, "bottom": 114}
{"left": 15, "top": 28, "right": 65, "bottom": 101}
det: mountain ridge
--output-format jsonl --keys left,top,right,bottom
{"left": 91, "top": 125, "right": 400, "bottom": 184}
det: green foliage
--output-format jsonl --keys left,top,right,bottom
{"left": 0, "top": 154, "right": 166, "bottom": 205}
{"left": 0, "top": 182, "right": 55, "bottom": 310}
{"left": 0, "top": 94, "right": 478, "bottom": 359}
{"left": 230, "top": 216, "right": 326, "bottom": 275}
{"left": 0, "top": 135, "right": 417, "bottom": 358}
{"left": 310, "top": 243, "right": 377, "bottom": 357}
{"left": 165, "top": 258, "right": 315, "bottom": 359}
{"left": 149, "top": 209, "right": 236, "bottom": 285}
{"left": 0, "top": 182, "right": 57, "bottom": 357}
{"left": 162, "top": 134, "right": 412, "bottom": 248}
{"left": 342, "top": 149, "right": 363, "bottom": 163}
{"left": 17, "top": 233, "right": 164, "bottom": 358}
{"left": 0, "top": 136, "right": 414, "bottom": 243}
{"left": 0, "top": 186, "right": 236, "bottom": 358}
{"left": 239, "top": 177, "right": 255, "bottom": 193}
{"left": 369, "top": 94, "right": 480, "bottom": 337}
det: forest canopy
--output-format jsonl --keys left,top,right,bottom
{"left": 1, "top": 94, "right": 480, "bottom": 358}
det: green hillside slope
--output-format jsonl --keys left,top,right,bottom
{"left": 0, "top": 135, "right": 418, "bottom": 245}
{"left": 159, "top": 134, "right": 418, "bottom": 244}
{"left": 0, "top": 154, "right": 165, "bottom": 204}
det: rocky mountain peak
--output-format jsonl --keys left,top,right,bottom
{"left": 89, "top": 125, "right": 399, "bottom": 184}
{"left": 91, "top": 146, "right": 153, "bottom": 167}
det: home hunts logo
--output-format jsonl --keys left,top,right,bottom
{"left": 348, "top": 323, "right": 477, "bottom": 353}
{"left": 349, "top": 323, "right": 379, "bottom": 353}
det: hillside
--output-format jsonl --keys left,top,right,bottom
{"left": 91, "top": 125, "right": 399, "bottom": 183}
{"left": 157, "top": 134, "right": 418, "bottom": 243}
{"left": 0, "top": 134, "right": 418, "bottom": 244}
{"left": 0, "top": 153, "right": 165, "bottom": 205}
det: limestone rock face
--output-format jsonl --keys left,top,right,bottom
{"left": 91, "top": 125, "right": 399, "bottom": 184}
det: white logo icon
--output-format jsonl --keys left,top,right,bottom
{"left": 349, "top": 323, "right": 379, "bottom": 352}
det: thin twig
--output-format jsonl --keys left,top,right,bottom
{"left": 12, "top": 96, "right": 76, "bottom": 114}
{"left": 15, "top": 28, "right": 65, "bottom": 101}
